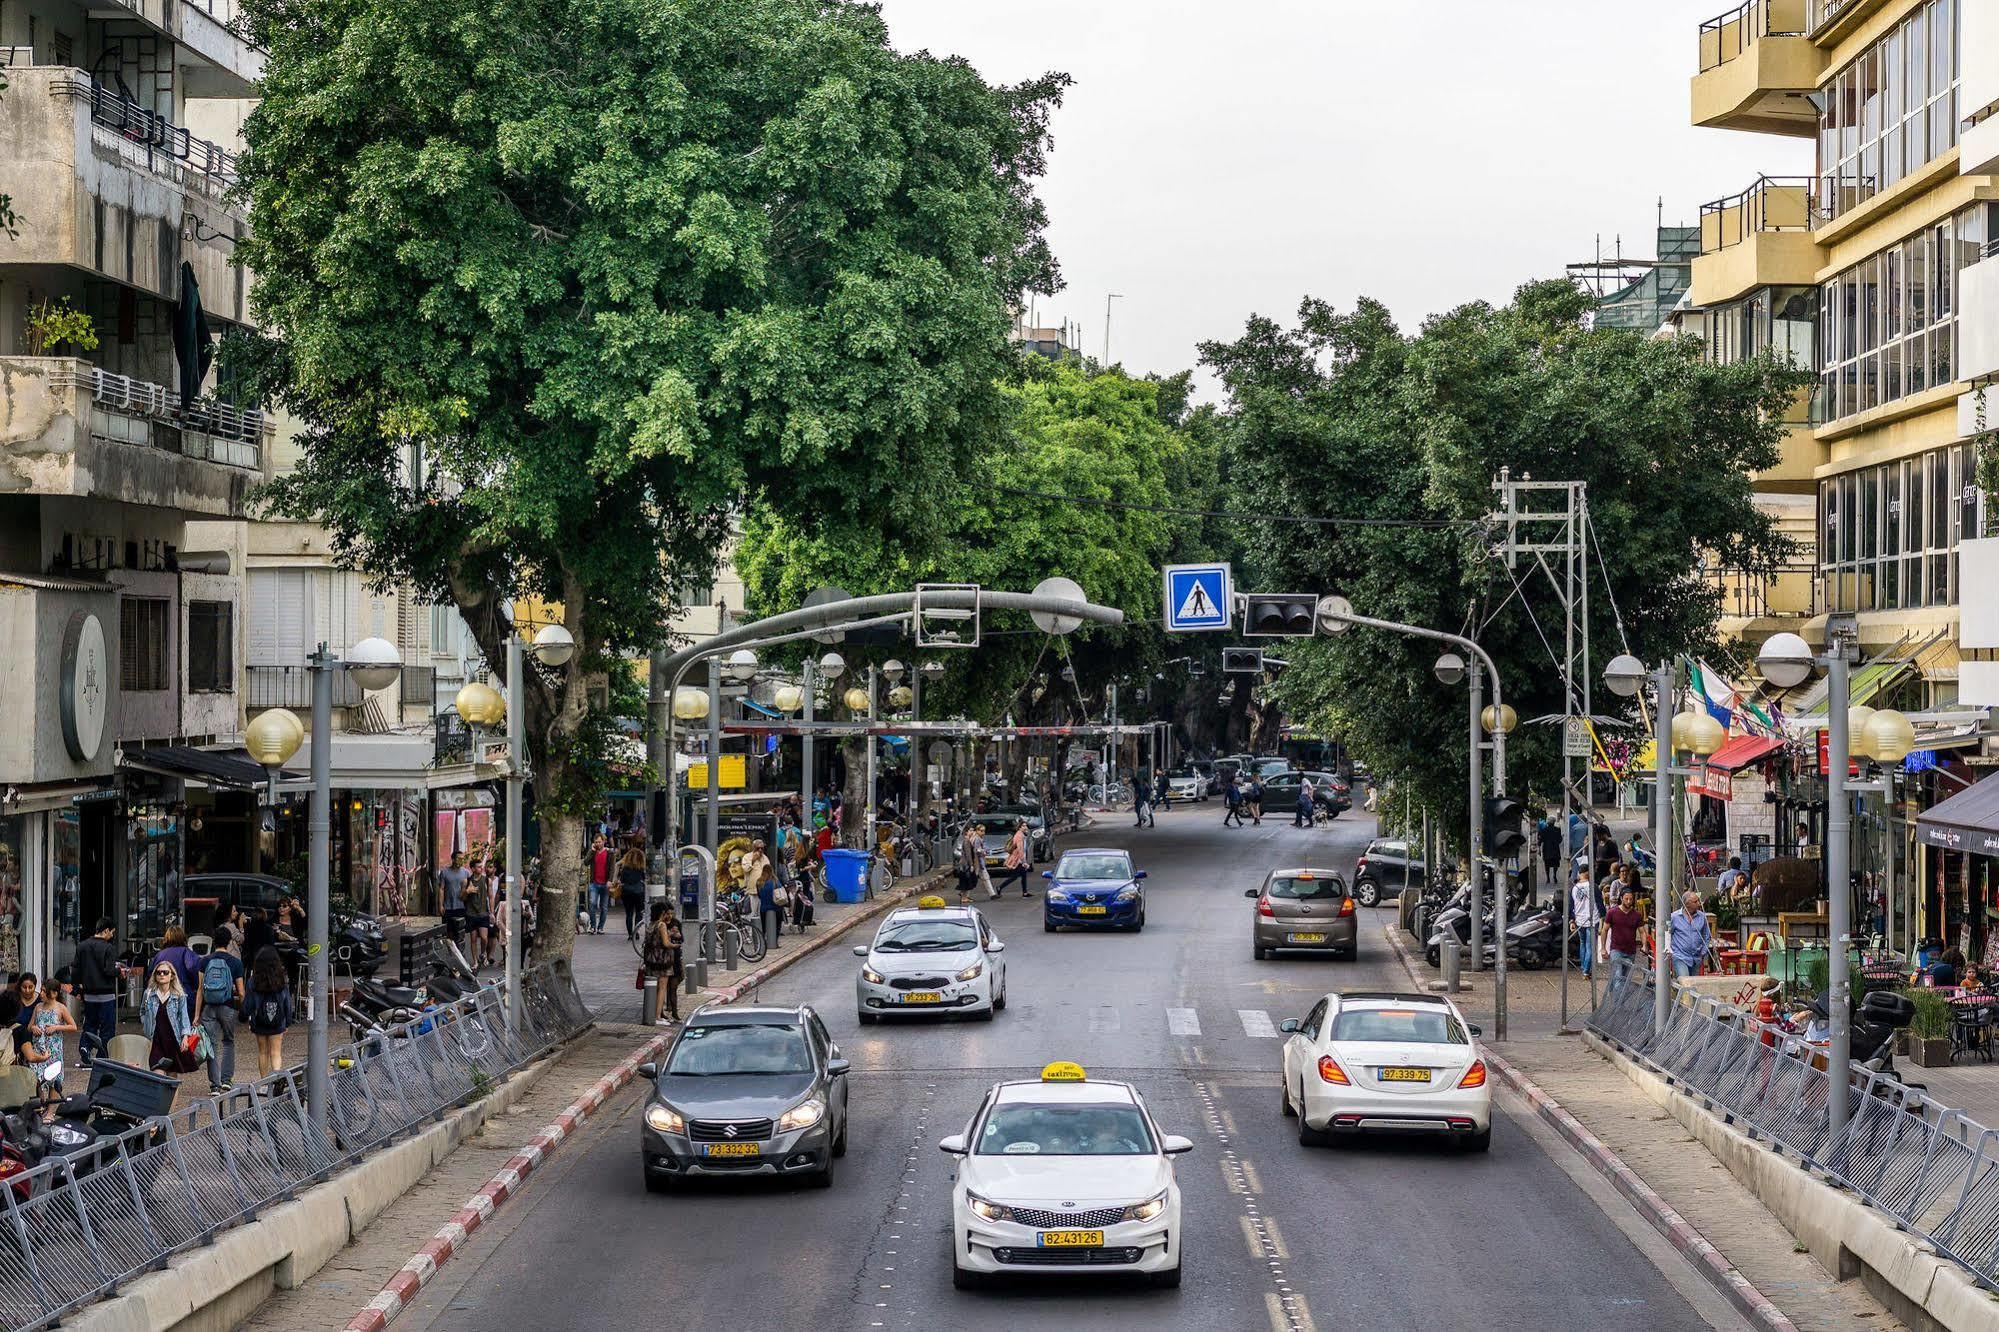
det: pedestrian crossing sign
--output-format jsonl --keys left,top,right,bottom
{"left": 1162, "top": 563, "right": 1232, "bottom": 632}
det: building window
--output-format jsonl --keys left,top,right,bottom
{"left": 120, "top": 597, "right": 170, "bottom": 692}
{"left": 1819, "top": 442, "right": 1974, "bottom": 611}
{"left": 187, "top": 600, "right": 233, "bottom": 693}
{"left": 1700, "top": 286, "right": 1818, "bottom": 373}
{"left": 1817, "top": 0, "right": 1958, "bottom": 225}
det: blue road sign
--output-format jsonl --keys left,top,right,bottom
{"left": 1162, "top": 563, "right": 1232, "bottom": 632}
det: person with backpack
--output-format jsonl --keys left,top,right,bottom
{"left": 198, "top": 925, "right": 245, "bottom": 1092}
{"left": 244, "top": 946, "right": 293, "bottom": 1079}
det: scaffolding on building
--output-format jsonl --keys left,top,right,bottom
{"left": 1569, "top": 221, "right": 1698, "bottom": 335}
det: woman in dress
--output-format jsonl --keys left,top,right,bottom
{"left": 244, "top": 947, "right": 293, "bottom": 1079}
{"left": 644, "top": 901, "right": 684, "bottom": 1027}
{"left": 140, "top": 958, "right": 196, "bottom": 1076}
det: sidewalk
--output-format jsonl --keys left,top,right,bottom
{"left": 1387, "top": 923, "right": 1903, "bottom": 1332}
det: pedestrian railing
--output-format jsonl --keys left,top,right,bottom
{"left": 1588, "top": 979, "right": 1999, "bottom": 1294}
{"left": 0, "top": 960, "right": 592, "bottom": 1331}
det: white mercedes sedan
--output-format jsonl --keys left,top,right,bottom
{"left": 1279, "top": 991, "right": 1492, "bottom": 1151}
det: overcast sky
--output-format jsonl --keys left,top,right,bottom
{"left": 874, "top": 0, "right": 1813, "bottom": 394}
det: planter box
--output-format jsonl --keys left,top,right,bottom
{"left": 1909, "top": 1036, "right": 1953, "bottom": 1067}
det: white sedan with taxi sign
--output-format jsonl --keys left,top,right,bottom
{"left": 855, "top": 897, "right": 1007, "bottom": 1022}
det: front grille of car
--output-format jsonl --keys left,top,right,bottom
{"left": 995, "top": 1247, "right": 1143, "bottom": 1266}
{"left": 1007, "top": 1204, "right": 1126, "bottom": 1229}
{"left": 888, "top": 976, "right": 950, "bottom": 991}
{"left": 688, "top": 1118, "right": 774, "bottom": 1142}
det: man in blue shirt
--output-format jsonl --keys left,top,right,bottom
{"left": 1667, "top": 891, "right": 1712, "bottom": 980}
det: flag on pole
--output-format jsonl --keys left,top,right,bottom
{"left": 1687, "top": 658, "right": 1734, "bottom": 730}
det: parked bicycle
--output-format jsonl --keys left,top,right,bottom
{"left": 713, "top": 890, "right": 769, "bottom": 963}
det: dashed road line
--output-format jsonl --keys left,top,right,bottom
{"left": 1195, "top": 1079, "right": 1309, "bottom": 1332}
{"left": 1167, "top": 1007, "right": 1202, "bottom": 1036}
{"left": 1238, "top": 1009, "right": 1279, "bottom": 1038}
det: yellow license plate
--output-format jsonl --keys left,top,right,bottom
{"left": 900, "top": 992, "right": 942, "bottom": 1004}
{"left": 1287, "top": 932, "right": 1327, "bottom": 944}
{"left": 1038, "top": 1230, "right": 1104, "bottom": 1247}
{"left": 702, "top": 1142, "right": 761, "bottom": 1157}
{"left": 1380, "top": 1067, "right": 1431, "bottom": 1083}
{"left": 1076, "top": 905, "right": 1108, "bottom": 915}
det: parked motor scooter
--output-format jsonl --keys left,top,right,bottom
{"left": 1504, "top": 902, "right": 1586, "bottom": 971}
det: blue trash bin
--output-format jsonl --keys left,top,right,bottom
{"left": 822, "top": 848, "right": 870, "bottom": 904}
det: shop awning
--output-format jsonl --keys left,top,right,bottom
{"left": 118, "top": 746, "right": 296, "bottom": 791}
{"left": 1916, "top": 772, "right": 1999, "bottom": 856}
{"left": 1705, "top": 734, "right": 1785, "bottom": 772}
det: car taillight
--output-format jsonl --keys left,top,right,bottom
{"left": 1458, "top": 1060, "right": 1488, "bottom": 1089}
{"left": 1317, "top": 1055, "right": 1350, "bottom": 1085}
{"left": 1355, "top": 857, "right": 1369, "bottom": 873}
{"left": 1257, "top": 897, "right": 1275, "bottom": 918}
{"left": 1337, "top": 898, "right": 1355, "bottom": 917}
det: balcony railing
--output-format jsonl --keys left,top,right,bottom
{"left": 1699, "top": 176, "right": 1820, "bottom": 253}
{"left": 1807, "top": 0, "right": 1862, "bottom": 34}
{"left": 246, "top": 665, "right": 365, "bottom": 711}
{"left": 400, "top": 665, "right": 437, "bottom": 707}
{"left": 49, "top": 364, "right": 270, "bottom": 470}
{"left": 1699, "top": 0, "right": 1808, "bottom": 72}
{"left": 434, "top": 712, "right": 473, "bottom": 767}
{"left": 1705, "top": 559, "right": 1822, "bottom": 620}
{"left": 47, "top": 72, "right": 239, "bottom": 186}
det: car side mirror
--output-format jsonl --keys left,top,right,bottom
{"left": 827, "top": 1058, "right": 851, "bottom": 1077}
{"left": 986, "top": 940, "right": 1005, "bottom": 953}
{"left": 1468, "top": 1024, "right": 1483, "bottom": 1037}
{"left": 1041, "top": 871, "right": 1054, "bottom": 880}
{"left": 852, "top": 945, "right": 868, "bottom": 957}
{"left": 1244, "top": 887, "right": 1258, "bottom": 898}
{"left": 1134, "top": 870, "right": 1147, "bottom": 879}
{"left": 637, "top": 1062, "right": 658, "bottom": 1080}
{"left": 1278, "top": 1018, "right": 1301, "bottom": 1034}
{"left": 1160, "top": 1134, "right": 1194, "bottom": 1155}
{"left": 937, "top": 1134, "right": 967, "bottom": 1155}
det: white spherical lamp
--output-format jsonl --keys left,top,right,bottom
{"left": 531, "top": 623, "right": 576, "bottom": 667}
{"left": 1602, "top": 653, "right": 1646, "bottom": 699}
{"left": 347, "top": 636, "right": 402, "bottom": 692}
{"left": 1756, "top": 632, "right": 1815, "bottom": 689}
{"left": 727, "top": 648, "right": 759, "bottom": 683}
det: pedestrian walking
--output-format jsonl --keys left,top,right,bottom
{"left": 1223, "top": 780, "right": 1244, "bottom": 827}
{"left": 244, "top": 946, "right": 293, "bottom": 1079}
{"left": 76, "top": 917, "right": 123, "bottom": 1067}
{"left": 954, "top": 823, "right": 984, "bottom": 906}
{"left": 198, "top": 925, "right": 245, "bottom": 1091}
{"left": 1604, "top": 888, "right": 1643, "bottom": 989}
{"left": 24, "top": 981, "right": 74, "bottom": 1109}
{"left": 438, "top": 853, "right": 472, "bottom": 943}
{"left": 1133, "top": 781, "right": 1154, "bottom": 828}
{"left": 1537, "top": 813, "right": 1562, "bottom": 883}
{"left": 644, "top": 901, "right": 684, "bottom": 1026}
{"left": 585, "top": 835, "right": 613, "bottom": 935}
{"left": 1155, "top": 770, "right": 1171, "bottom": 812}
{"left": 1569, "top": 868, "right": 1599, "bottom": 977}
{"left": 790, "top": 843, "right": 817, "bottom": 930}
{"left": 1248, "top": 776, "right": 1265, "bottom": 825}
{"left": 1668, "top": 891, "right": 1712, "bottom": 980}
{"left": 139, "top": 958, "right": 196, "bottom": 1077}
{"left": 462, "top": 868, "right": 493, "bottom": 969}
{"left": 1293, "top": 778, "right": 1315, "bottom": 828}
{"left": 997, "top": 819, "right": 1032, "bottom": 897}
{"left": 617, "top": 844, "right": 647, "bottom": 942}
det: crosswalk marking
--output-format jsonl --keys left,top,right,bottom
{"left": 1167, "top": 1008, "right": 1202, "bottom": 1037}
{"left": 1238, "top": 1009, "right": 1279, "bottom": 1039}
{"left": 1089, "top": 1006, "right": 1121, "bottom": 1034}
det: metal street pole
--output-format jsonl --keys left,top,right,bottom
{"left": 1826, "top": 645, "right": 1854, "bottom": 1141}
{"left": 801, "top": 656, "right": 816, "bottom": 822}
{"left": 1491, "top": 675, "right": 1509, "bottom": 1040}
{"left": 305, "top": 649, "right": 334, "bottom": 1139}
{"left": 505, "top": 635, "right": 524, "bottom": 1030}
{"left": 1652, "top": 662, "right": 1677, "bottom": 1038}
{"left": 705, "top": 657, "right": 722, "bottom": 859}
{"left": 910, "top": 666, "right": 923, "bottom": 815}
{"left": 1468, "top": 660, "right": 1484, "bottom": 973}
{"left": 865, "top": 666, "right": 879, "bottom": 863}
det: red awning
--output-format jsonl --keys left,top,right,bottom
{"left": 1705, "top": 734, "right": 1784, "bottom": 772}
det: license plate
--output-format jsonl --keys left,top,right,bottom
{"left": 1076, "top": 905, "right": 1107, "bottom": 915}
{"left": 1380, "top": 1067, "right": 1431, "bottom": 1083}
{"left": 1286, "top": 932, "right": 1327, "bottom": 944}
{"left": 1038, "top": 1230, "right": 1104, "bottom": 1247}
{"left": 899, "top": 992, "right": 942, "bottom": 1004}
{"left": 702, "top": 1142, "right": 761, "bottom": 1157}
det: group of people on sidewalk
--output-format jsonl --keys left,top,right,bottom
{"left": 1563, "top": 844, "right": 1718, "bottom": 989}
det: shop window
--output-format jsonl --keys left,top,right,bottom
{"left": 187, "top": 600, "right": 233, "bottom": 693}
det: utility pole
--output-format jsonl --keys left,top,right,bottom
{"left": 1103, "top": 293, "right": 1122, "bottom": 364}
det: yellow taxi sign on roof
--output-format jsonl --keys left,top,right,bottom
{"left": 917, "top": 895, "right": 948, "bottom": 909}
{"left": 1040, "top": 1061, "right": 1087, "bottom": 1083}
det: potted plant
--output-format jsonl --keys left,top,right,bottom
{"left": 23, "top": 296, "right": 99, "bottom": 357}
{"left": 1907, "top": 989, "right": 1953, "bottom": 1067}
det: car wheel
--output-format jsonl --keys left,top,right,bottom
{"left": 1462, "top": 1125, "right": 1492, "bottom": 1153}
{"left": 973, "top": 1001, "right": 996, "bottom": 1022}
{"left": 834, "top": 1118, "right": 849, "bottom": 1158}
{"left": 644, "top": 1170, "right": 672, "bottom": 1195}
{"left": 1425, "top": 944, "right": 1440, "bottom": 968}
{"left": 808, "top": 1154, "right": 836, "bottom": 1189}
{"left": 952, "top": 1263, "right": 985, "bottom": 1291}
{"left": 1253, "top": 943, "right": 1268, "bottom": 961}
{"left": 857, "top": 1011, "right": 876, "bottom": 1025}
{"left": 1280, "top": 1080, "right": 1296, "bottom": 1118}
{"left": 1355, "top": 879, "right": 1381, "bottom": 909}
{"left": 1044, "top": 920, "right": 1057, "bottom": 933}
{"left": 1297, "top": 1084, "right": 1331, "bottom": 1147}
{"left": 993, "top": 984, "right": 1007, "bottom": 1013}
{"left": 1149, "top": 1262, "right": 1183, "bottom": 1289}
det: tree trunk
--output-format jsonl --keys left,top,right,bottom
{"left": 841, "top": 736, "right": 868, "bottom": 842}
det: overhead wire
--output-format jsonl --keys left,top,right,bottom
{"left": 990, "top": 484, "right": 1480, "bottom": 530}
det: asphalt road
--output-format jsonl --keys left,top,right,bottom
{"left": 404, "top": 806, "right": 1731, "bottom": 1332}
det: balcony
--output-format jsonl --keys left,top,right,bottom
{"left": 0, "top": 357, "right": 269, "bottom": 516}
{"left": 1692, "top": 0, "right": 1822, "bottom": 137}
{"left": 0, "top": 64, "right": 245, "bottom": 319}
{"left": 1692, "top": 177, "right": 1825, "bottom": 307}
{"left": 78, "top": 0, "right": 266, "bottom": 96}
{"left": 1807, "top": 0, "right": 1882, "bottom": 42}
{"left": 245, "top": 665, "right": 364, "bottom": 712}
{"left": 1960, "top": 244, "right": 1999, "bottom": 386}
{"left": 1707, "top": 556, "right": 1822, "bottom": 629}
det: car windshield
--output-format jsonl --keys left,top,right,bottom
{"left": 665, "top": 1024, "right": 814, "bottom": 1075}
{"left": 1331, "top": 1008, "right": 1466, "bottom": 1045}
{"left": 1267, "top": 874, "right": 1344, "bottom": 901}
{"left": 976, "top": 1102, "right": 1155, "bottom": 1156}
{"left": 1056, "top": 855, "right": 1130, "bottom": 881}
{"left": 874, "top": 919, "right": 978, "bottom": 952}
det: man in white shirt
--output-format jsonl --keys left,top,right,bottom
{"left": 1570, "top": 869, "right": 1600, "bottom": 978}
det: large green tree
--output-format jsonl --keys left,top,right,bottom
{"left": 1202, "top": 281, "right": 1810, "bottom": 847}
{"left": 236, "top": 0, "right": 1065, "bottom": 953}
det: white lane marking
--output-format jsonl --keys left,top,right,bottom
{"left": 1167, "top": 1007, "right": 1202, "bottom": 1036}
{"left": 1239, "top": 1009, "right": 1279, "bottom": 1038}
{"left": 1089, "top": 1006, "right": 1120, "bottom": 1034}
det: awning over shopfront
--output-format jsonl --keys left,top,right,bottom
{"left": 1916, "top": 772, "right": 1999, "bottom": 856}
{"left": 1705, "top": 734, "right": 1784, "bottom": 772}
{"left": 118, "top": 746, "right": 297, "bottom": 791}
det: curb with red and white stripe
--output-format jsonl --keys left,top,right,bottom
{"left": 346, "top": 869, "right": 949, "bottom": 1332}
{"left": 1382, "top": 924, "right": 1798, "bottom": 1332}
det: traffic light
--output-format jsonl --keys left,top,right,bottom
{"left": 1221, "top": 647, "right": 1265, "bottom": 674}
{"left": 1241, "top": 593, "right": 1316, "bottom": 638}
{"left": 1483, "top": 794, "right": 1527, "bottom": 860}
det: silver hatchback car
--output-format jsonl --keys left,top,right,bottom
{"left": 1246, "top": 868, "right": 1357, "bottom": 960}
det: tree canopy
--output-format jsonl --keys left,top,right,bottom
{"left": 1202, "top": 280, "right": 1810, "bottom": 844}
{"left": 236, "top": 0, "right": 1067, "bottom": 951}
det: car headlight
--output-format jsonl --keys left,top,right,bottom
{"left": 1124, "top": 1190, "right": 1169, "bottom": 1223}
{"left": 776, "top": 1097, "right": 826, "bottom": 1132}
{"left": 860, "top": 965, "right": 885, "bottom": 984}
{"left": 955, "top": 960, "right": 984, "bottom": 982}
{"left": 1046, "top": 890, "right": 1069, "bottom": 903}
{"left": 644, "top": 1103, "right": 685, "bottom": 1134}
{"left": 966, "top": 1193, "right": 1011, "bottom": 1223}
{"left": 1115, "top": 885, "right": 1139, "bottom": 901}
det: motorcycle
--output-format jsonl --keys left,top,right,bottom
{"left": 340, "top": 939, "right": 489, "bottom": 1043}
{"left": 1503, "top": 902, "right": 1587, "bottom": 971}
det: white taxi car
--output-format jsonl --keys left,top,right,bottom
{"left": 939, "top": 1062, "right": 1191, "bottom": 1289}
{"left": 854, "top": 897, "right": 1006, "bottom": 1023}
{"left": 1279, "top": 991, "right": 1492, "bottom": 1152}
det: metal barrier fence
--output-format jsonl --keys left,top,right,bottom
{"left": 1588, "top": 979, "right": 1999, "bottom": 1294}
{"left": 0, "top": 960, "right": 592, "bottom": 1331}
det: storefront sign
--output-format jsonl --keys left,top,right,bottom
{"left": 1687, "top": 764, "right": 1732, "bottom": 801}
{"left": 685, "top": 755, "right": 747, "bottom": 790}
{"left": 57, "top": 611, "right": 107, "bottom": 762}
{"left": 1816, "top": 730, "right": 1860, "bottom": 779}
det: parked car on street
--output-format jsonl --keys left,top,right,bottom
{"left": 1259, "top": 771, "right": 1350, "bottom": 817}
{"left": 1353, "top": 838, "right": 1426, "bottom": 907}
{"left": 1165, "top": 770, "right": 1206, "bottom": 802}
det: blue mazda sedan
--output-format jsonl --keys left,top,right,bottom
{"left": 1042, "top": 848, "right": 1147, "bottom": 932}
